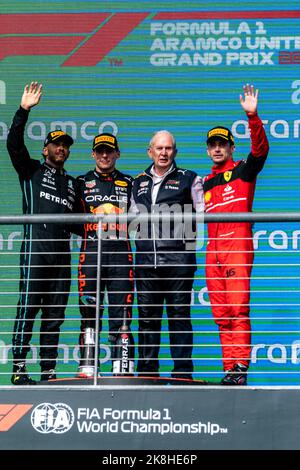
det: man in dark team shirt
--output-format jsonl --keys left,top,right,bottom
{"left": 131, "top": 130, "right": 203, "bottom": 380}
{"left": 7, "top": 82, "right": 78, "bottom": 385}
{"left": 203, "top": 84, "right": 269, "bottom": 385}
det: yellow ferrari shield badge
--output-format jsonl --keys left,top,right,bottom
{"left": 224, "top": 171, "right": 232, "bottom": 182}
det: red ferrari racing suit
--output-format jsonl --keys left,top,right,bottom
{"left": 203, "top": 114, "right": 269, "bottom": 371}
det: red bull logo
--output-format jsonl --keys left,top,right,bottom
{"left": 90, "top": 203, "right": 124, "bottom": 215}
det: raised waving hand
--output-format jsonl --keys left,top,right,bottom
{"left": 21, "top": 81, "right": 42, "bottom": 111}
{"left": 239, "top": 83, "right": 258, "bottom": 116}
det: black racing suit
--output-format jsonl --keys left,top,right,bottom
{"left": 7, "top": 106, "right": 78, "bottom": 372}
{"left": 77, "top": 169, "right": 134, "bottom": 364}
{"left": 131, "top": 162, "right": 203, "bottom": 379}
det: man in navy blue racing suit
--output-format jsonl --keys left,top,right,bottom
{"left": 76, "top": 133, "right": 134, "bottom": 377}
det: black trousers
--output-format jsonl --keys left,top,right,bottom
{"left": 13, "top": 237, "right": 70, "bottom": 371}
{"left": 135, "top": 266, "right": 194, "bottom": 379}
{"left": 78, "top": 241, "right": 133, "bottom": 339}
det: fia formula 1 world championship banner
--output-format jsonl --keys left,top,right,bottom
{"left": 1, "top": 0, "right": 300, "bottom": 385}
{"left": 2, "top": 388, "right": 300, "bottom": 450}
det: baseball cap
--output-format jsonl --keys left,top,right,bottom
{"left": 44, "top": 130, "right": 74, "bottom": 147}
{"left": 92, "top": 133, "right": 119, "bottom": 151}
{"left": 206, "top": 126, "right": 234, "bottom": 145}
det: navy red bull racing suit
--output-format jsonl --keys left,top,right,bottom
{"left": 77, "top": 169, "right": 134, "bottom": 374}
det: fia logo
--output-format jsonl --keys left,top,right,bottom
{"left": 31, "top": 403, "right": 74, "bottom": 434}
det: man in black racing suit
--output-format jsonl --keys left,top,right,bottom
{"left": 76, "top": 132, "right": 134, "bottom": 378}
{"left": 7, "top": 82, "right": 79, "bottom": 385}
{"left": 131, "top": 130, "right": 203, "bottom": 380}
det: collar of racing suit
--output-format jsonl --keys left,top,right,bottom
{"left": 43, "top": 162, "right": 66, "bottom": 176}
{"left": 211, "top": 158, "right": 236, "bottom": 175}
{"left": 93, "top": 169, "right": 118, "bottom": 180}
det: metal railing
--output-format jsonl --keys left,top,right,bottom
{"left": 0, "top": 212, "right": 300, "bottom": 386}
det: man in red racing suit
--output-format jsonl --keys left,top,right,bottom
{"left": 203, "top": 84, "right": 269, "bottom": 385}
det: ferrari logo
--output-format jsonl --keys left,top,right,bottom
{"left": 204, "top": 191, "right": 212, "bottom": 203}
{"left": 224, "top": 171, "right": 232, "bottom": 182}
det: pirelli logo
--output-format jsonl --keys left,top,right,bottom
{"left": 49, "top": 130, "right": 65, "bottom": 139}
{"left": 94, "top": 135, "right": 115, "bottom": 145}
{"left": 208, "top": 128, "right": 229, "bottom": 139}
{"left": 0, "top": 404, "right": 33, "bottom": 431}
